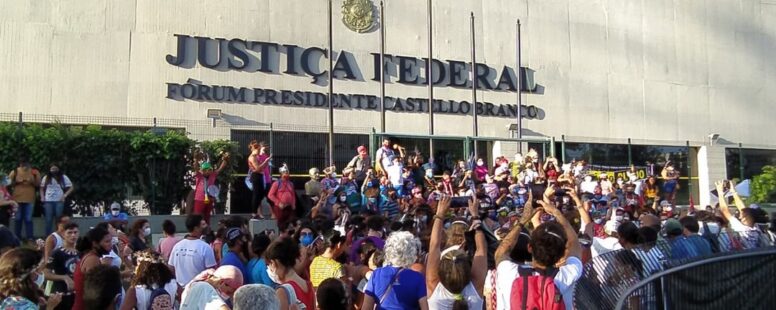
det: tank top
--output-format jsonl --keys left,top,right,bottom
{"left": 287, "top": 280, "right": 315, "bottom": 310}
{"left": 428, "top": 282, "right": 484, "bottom": 310}
{"left": 72, "top": 252, "right": 96, "bottom": 310}
{"left": 52, "top": 232, "right": 64, "bottom": 251}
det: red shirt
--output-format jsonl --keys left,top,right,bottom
{"left": 287, "top": 280, "right": 315, "bottom": 310}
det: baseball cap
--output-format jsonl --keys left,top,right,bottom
{"left": 357, "top": 145, "right": 367, "bottom": 153}
{"left": 226, "top": 228, "right": 244, "bottom": 243}
{"left": 201, "top": 162, "right": 213, "bottom": 170}
{"left": 663, "top": 219, "right": 683, "bottom": 236}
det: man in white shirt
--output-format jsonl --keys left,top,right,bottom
{"left": 494, "top": 198, "right": 583, "bottom": 310}
{"left": 169, "top": 214, "right": 217, "bottom": 286}
{"left": 386, "top": 156, "right": 404, "bottom": 193}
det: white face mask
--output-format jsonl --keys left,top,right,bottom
{"left": 267, "top": 265, "right": 281, "bottom": 284}
{"left": 33, "top": 272, "right": 45, "bottom": 288}
{"left": 615, "top": 215, "right": 623, "bottom": 222}
{"left": 111, "top": 236, "right": 119, "bottom": 246}
{"left": 111, "top": 210, "right": 119, "bottom": 216}
{"left": 594, "top": 218, "right": 604, "bottom": 225}
{"left": 339, "top": 196, "right": 347, "bottom": 202}
{"left": 143, "top": 227, "right": 151, "bottom": 236}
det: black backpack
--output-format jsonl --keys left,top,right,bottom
{"left": 701, "top": 221, "right": 722, "bottom": 253}
{"left": 147, "top": 285, "right": 173, "bottom": 310}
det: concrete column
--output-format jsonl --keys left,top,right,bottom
{"left": 698, "top": 145, "right": 728, "bottom": 207}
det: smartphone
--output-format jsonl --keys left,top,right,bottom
{"left": 450, "top": 196, "right": 470, "bottom": 209}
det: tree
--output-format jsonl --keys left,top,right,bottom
{"left": 749, "top": 165, "right": 776, "bottom": 203}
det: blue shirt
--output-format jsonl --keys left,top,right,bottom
{"left": 365, "top": 266, "right": 426, "bottom": 310}
{"left": 103, "top": 212, "right": 128, "bottom": 221}
{"left": 246, "top": 258, "right": 276, "bottom": 287}
{"left": 220, "top": 251, "right": 247, "bottom": 279}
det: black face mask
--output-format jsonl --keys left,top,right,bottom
{"left": 96, "top": 245, "right": 110, "bottom": 256}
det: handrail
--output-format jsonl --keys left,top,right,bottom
{"left": 613, "top": 247, "right": 776, "bottom": 310}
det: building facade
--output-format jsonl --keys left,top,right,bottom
{"left": 2, "top": 0, "right": 775, "bottom": 206}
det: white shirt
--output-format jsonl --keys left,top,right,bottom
{"left": 495, "top": 257, "right": 583, "bottom": 310}
{"left": 580, "top": 180, "right": 598, "bottom": 194}
{"left": 387, "top": 164, "right": 404, "bottom": 186}
{"left": 591, "top": 236, "right": 623, "bottom": 258}
{"left": 135, "top": 280, "right": 179, "bottom": 310}
{"left": 168, "top": 238, "right": 217, "bottom": 286}
{"left": 180, "top": 281, "right": 227, "bottom": 310}
{"left": 428, "top": 282, "right": 483, "bottom": 310}
{"left": 41, "top": 175, "right": 72, "bottom": 202}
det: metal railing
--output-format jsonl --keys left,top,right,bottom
{"left": 574, "top": 229, "right": 775, "bottom": 310}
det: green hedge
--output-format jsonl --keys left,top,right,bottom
{"left": 0, "top": 122, "right": 240, "bottom": 215}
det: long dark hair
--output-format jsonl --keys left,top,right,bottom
{"left": 76, "top": 227, "right": 111, "bottom": 257}
{"left": 0, "top": 248, "right": 44, "bottom": 303}
{"left": 44, "top": 164, "right": 65, "bottom": 188}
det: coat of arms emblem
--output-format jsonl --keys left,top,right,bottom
{"left": 342, "top": 0, "right": 375, "bottom": 33}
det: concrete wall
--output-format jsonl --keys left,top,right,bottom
{"left": 0, "top": 0, "right": 774, "bottom": 146}
{"left": 8, "top": 214, "right": 276, "bottom": 240}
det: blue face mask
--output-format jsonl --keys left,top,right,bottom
{"left": 379, "top": 185, "right": 387, "bottom": 192}
{"left": 300, "top": 234, "right": 315, "bottom": 247}
{"left": 368, "top": 197, "right": 377, "bottom": 204}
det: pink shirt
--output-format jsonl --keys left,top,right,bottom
{"left": 194, "top": 172, "right": 219, "bottom": 201}
{"left": 157, "top": 236, "right": 181, "bottom": 262}
{"left": 258, "top": 154, "right": 271, "bottom": 183}
{"left": 268, "top": 179, "right": 296, "bottom": 206}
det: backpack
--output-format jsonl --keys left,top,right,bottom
{"left": 147, "top": 285, "right": 173, "bottom": 310}
{"left": 701, "top": 221, "right": 722, "bottom": 253}
{"left": 510, "top": 266, "right": 565, "bottom": 310}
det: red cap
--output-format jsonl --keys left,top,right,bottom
{"left": 357, "top": 145, "right": 366, "bottom": 153}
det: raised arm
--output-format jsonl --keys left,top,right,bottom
{"left": 715, "top": 181, "right": 735, "bottom": 221}
{"left": 538, "top": 200, "right": 582, "bottom": 260}
{"left": 215, "top": 153, "right": 230, "bottom": 174}
{"left": 468, "top": 197, "right": 487, "bottom": 295}
{"left": 728, "top": 180, "right": 747, "bottom": 212}
{"left": 426, "top": 195, "right": 451, "bottom": 295}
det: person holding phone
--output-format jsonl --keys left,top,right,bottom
{"left": 248, "top": 141, "right": 272, "bottom": 219}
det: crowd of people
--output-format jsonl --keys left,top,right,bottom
{"left": 0, "top": 138, "right": 774, "bottom": 309}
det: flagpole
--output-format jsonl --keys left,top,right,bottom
{"left": 470, "top": 12, "right": 478, "bottom": 159}
{"left": 379, "top": 1, "right": 386, "bottom": 134}
{"left": 516, "top": 19, "right": 523, "bottom": 153}
{"left": 327, "top": 0, "right": 335, "bottom": 167}
{"left": 427, "top": 0, "right": 435, "bottom": 160}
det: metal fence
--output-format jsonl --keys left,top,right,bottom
{"left": 574, "top": 229, "right": 776, "bottom": 310}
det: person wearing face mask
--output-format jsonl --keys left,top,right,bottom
{"left": 0, "top": 248, "right": 63, "bottom": 310}
{"left": 40, "top": 164, "right": 73, "bottom": 237}
{"left": 266, "top": 237, "right": 315, "bottom": 310}
{"left": 599, "top": 173, "right": 613, "bottom": 196}
{"left": 73, "top": 226, "right": 114, "bottom": 310}
{"left": 103, "top": 202, "right": 128, "bottom": 221}
{"left": 309, "top": 231, "right": 348, "bottom": 289}
{"left": 340, "top": 169, "right": 363, "bottom": 213}
{"left": 473, "top": 158, "right": 489, "bottom": 183}
{"left": 362, "top": 187, "right": 384, "bottom": 214}
{"left": 128, "top": 219, "right": 151, "bottom": 252}
{"left": 268, "top": 165, "right": 297, "bottom": 230}
{"left": 423, "top": 168, "right": 436, "bottom": 190}
{"left": 44, "top": 222, "right": 79, "bottom": 310}
{"left": 580, "top": 175, "right": 598, "bottom": 196}
{"left": 193, "top": 151, "right": 230, "bottom": 224}
{"left": 246, "top": 232, "right": 275, "bottom": 287}
{"left": 221, "top": 228, "right": 250, "bottom": 279}
{"left": 180, "top": 265, "right": 244, "bottom": 310}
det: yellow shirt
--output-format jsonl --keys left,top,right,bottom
{"left": 309, "top": 256, "right": 344, "bottom": 287}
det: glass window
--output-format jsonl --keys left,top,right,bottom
{"left": 725, "top": 148, "right": 776, "bottom": 180}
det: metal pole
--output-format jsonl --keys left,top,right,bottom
{"left": 470, "top": 12, "right": 479, "bottom": 158}
{"left": 628, "top": 138, "right": 633, "bottom": 166}
{"left": 550, "top": 136, "right": 556, "bottom": 158}
{"left": 739, "top": 143, "right": 744, "bottom": 181}
{"left": 379, "top": 1, "right": 386, "bottom": 133}
{"left": 516, "top": 19, "right": 523, "bottom": 153}
{"left": 427, "top": 0, "right": 434, "bottom": 159}
{"left": 561, "top": 134, "right": 566, "bottom": 163}
{"left": 327, "top": 0, "right": 335, "bottom": 167}
{"left": 687, "top": 140, "right": 693, "bottom": 205}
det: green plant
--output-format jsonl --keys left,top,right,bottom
{"left": 0, "top": 122, "right": 241, "bottom": 215}
{"left": 749, "top": 165, "right": 776, "bottom": 203}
